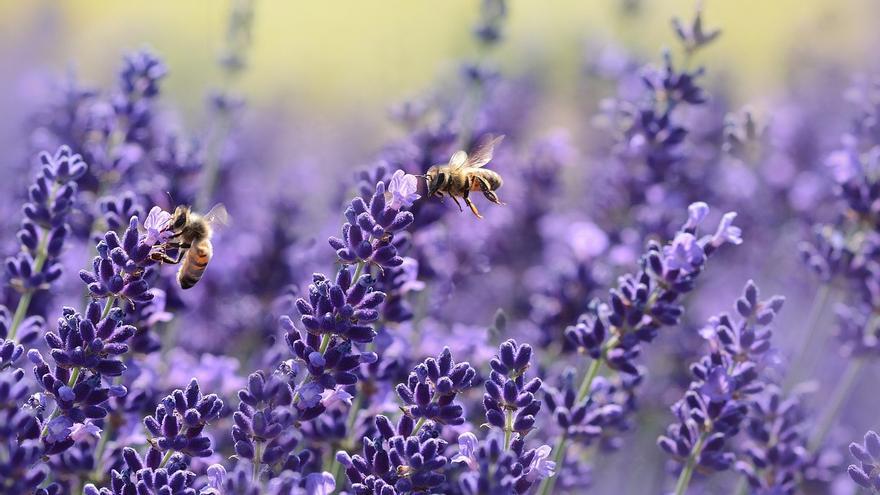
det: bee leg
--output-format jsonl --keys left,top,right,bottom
{"left": 477, "top": 177, "right": 504, "bottom": 205}
{"left": 461, "top": 187, "right": 482, "bottom": 218}
{"left": 482, "top": 190, "right": 503, "bottom": 205}
{"left": 150, "top": 243, "right": 191, "bottom": 264}
{"left": 151, "top": 252, "right": 182, "bottom": 264}
{"left": 464, "top": 197, "right": 483, "bottom": 219}
{"left": 449, "top": 194, "right": 464, "bottom": 212}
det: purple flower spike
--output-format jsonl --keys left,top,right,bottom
{"left": 7, "top": 146, "right": 87, "bottom": 295}
{"left": 396, "top": 347, "right": 476, "bottom": 426}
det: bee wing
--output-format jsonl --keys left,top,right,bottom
{"left": 466, "top": 134, "right": 505, "bottom": 168}
{"left": 203, "top": 203, "right": 230, "bottom": 231}
{"left": 449, "top": 150, "right": 469, "bottom": 170}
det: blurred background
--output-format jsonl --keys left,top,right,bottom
{"left": 2, "top": 1, "right": 880, "bottom": 493}
{"left": 1, "top": 0, "right": 878, "bottom": 148}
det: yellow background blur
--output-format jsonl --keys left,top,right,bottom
{"left": 1, "top": 0, "right": 876, "bottom": 131}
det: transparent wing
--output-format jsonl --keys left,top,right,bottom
{"left": 466, "top": 134, "right": 505, "bottom": 168}
{"left": 203, "top": 203, "right": 230, "bottom": 230}
{"left": 449, "top": 150, "right": 468, "bottom": 170}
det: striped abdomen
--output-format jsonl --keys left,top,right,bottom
{"left": 468, "top": 169, "right": 503, "bottom": 191}
{"left": 178, "top": 240, "right": 213, "bottom": 289}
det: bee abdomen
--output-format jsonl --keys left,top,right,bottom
{"left": 470, "top": 170, "right": 503, "bottom": 191}
{"left": 178, "top": 241, "right": 212, "bottom": 290}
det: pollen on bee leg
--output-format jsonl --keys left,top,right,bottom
{"left": 465, "top": 198, "right": 483, "bottom": 219}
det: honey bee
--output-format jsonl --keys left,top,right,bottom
{"left": 152, "top": 204, "right": 229, "bottom": 289}
{"left": 424, "top": 135, "right": 505, "bottom": 219}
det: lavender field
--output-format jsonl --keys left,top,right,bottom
{"left": 2, "top": 1, "right": 880, "bottom": 494}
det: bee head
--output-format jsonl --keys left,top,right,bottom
{"left": 424, "top": 166, "right": 444, "bottom": 196}
{"left": 171, "top": 205, "right": 191, "bottom": 230}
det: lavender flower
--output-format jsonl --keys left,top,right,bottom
{"left": 329, "top": 177, "right": 415, "bottom": 270}
{"left": 735, "top": 386, "right": 809, "bottom": 494}
{"left": 336, "top": 415, "right": 449, "bottom": 495}
{"left": 84, "top": 446, "right": 196, "bottom": 495}
{"left": 483, "top": 340, "right": 542, "bottom": 443}
{"left": 541, "top": 203, "right": 741, "bottom": 494}
{"left": 848, "top": 430, "right": 880, "bottom": 492}
{"left": 564, "top": 203, "right": 742, "bottom": 377}
{"left": 658, "top": 281, "right": 783, "bottom": 492}
{"left": 386, "top": 169, "right": 421, "bottom": 210}
{"left": 395, "top": 347, "right": 476, "bottom": 428}
{"left": 43, "top": 302, "right": 135, "bottom": 376}
{"left": 99, "top": 192, "right": 143, "bottom": 233}
{"left": 79, "top": 216, "right": 159, "bottom": 308}
{"left": 456, "top": 339, "right": 554, "bottom": 494}
{"left": 671, "top": 6, "right": 721, "bottom": 55}
{"left": 454, "top": 434, "right": 556, "bottom": 494}
{"left": 232, "top": 370, "right": 298, "bottom": 477}
{"left": 293, "top": 269, "right": 384, "bottom": 343}
{"left": 27, "top": 302, "right": 135, "bottom": 454}
{"left": 143, "top": 378, "right": 223, "bottom": 458}
{"left": 5, "top": 146, "right": 86, "bottom": 341}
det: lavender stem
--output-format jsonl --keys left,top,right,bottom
{"left": 674, "top": 432, "right": 708, "bottom": 495}
{"left": 808, "top": 357, "right": 866, "bottom": 452}
{"left": 538, "top": 356, "right": 603, "bottom": 495}
{"left": 8, "top": 183, "right": 60, "bottom": 343}
{"left": 786, "top": 284, "right": 831, "bottom": 387}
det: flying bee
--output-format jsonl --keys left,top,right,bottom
{"left": 424, "top": 134, "right": 505, "bottom": 219}
{"left": 151, "top": 204, "right": 229, "bottom": 289}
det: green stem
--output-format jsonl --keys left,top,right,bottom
{"left": 537, "top": 357, "right": 604, "bottom": 495}
{"left": 809, "top": 357, "right": 865, "bottom": 451}
{"left": 786, "top": 284, "right": 831, "bottom": 387}
{"left": 413, "top": 416, "right": 427, "bottom": 434}
{"left": 674, "top": 432, "right": 708, "bottom": 495}
{"left": 160, "top": 448, "right": 174, "bottom": 468}
{"left": 351, "top": 260, "right": 366, "bottom": 283}
{"left": 503, "top": 410, "right": 512, "bottom": 450}
{"left": 253, "top": 440, "right": 263, "bottom": 481}
{"left": 101, "top": 296, "right": 117, "bottom": 319}
{"left": 8, "top": 291, "right": 34, "bottom": 342}
{"left": 318, "top": 333, "right": 331, "bottom": 354}
{"left": 576, "top": 355, "right": 605, "bottom": 402}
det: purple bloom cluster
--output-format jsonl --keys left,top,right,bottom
{"left": 658, "top": 281, "right": 785, "bottom": 491}
{"left": 330, "top": 175, "right": 416, "bottom": 270}
{"left": 3, "top": 1, "right": 880, "bottom": 494}
{"left": 395, "top": 347, "right": 476, "bottom": 427}
{"left": 5, "top": 146, "right": 86, "bottom": 344}
{"left": 453, "top": 339, "right": 554, "bottom": 494}
{"left": 849, "top": 430, "right": 880, "bottom": 492}
{"left": 483, "top": 340, "right": 541, "bottom": 439}
{"left": 79, "top": 216, "right": 160, "bottom": 308}
{"left": 736, "top": 386, "right": 809, "bottom": 494}
{"left": 143, "top": 378, "right": 222, "bottom": 458}
{"left": 564, "top": 203, "right": 741, "bottom": 378}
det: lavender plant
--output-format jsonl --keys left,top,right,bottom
{"left": 536, "top": 202, "right": 741, "bottom": 493}
{"left": 2, "top": 1, "right": 879, "bottom": 493}
{"left": 657, "top": 280, "right": 783, "bottom": 494}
